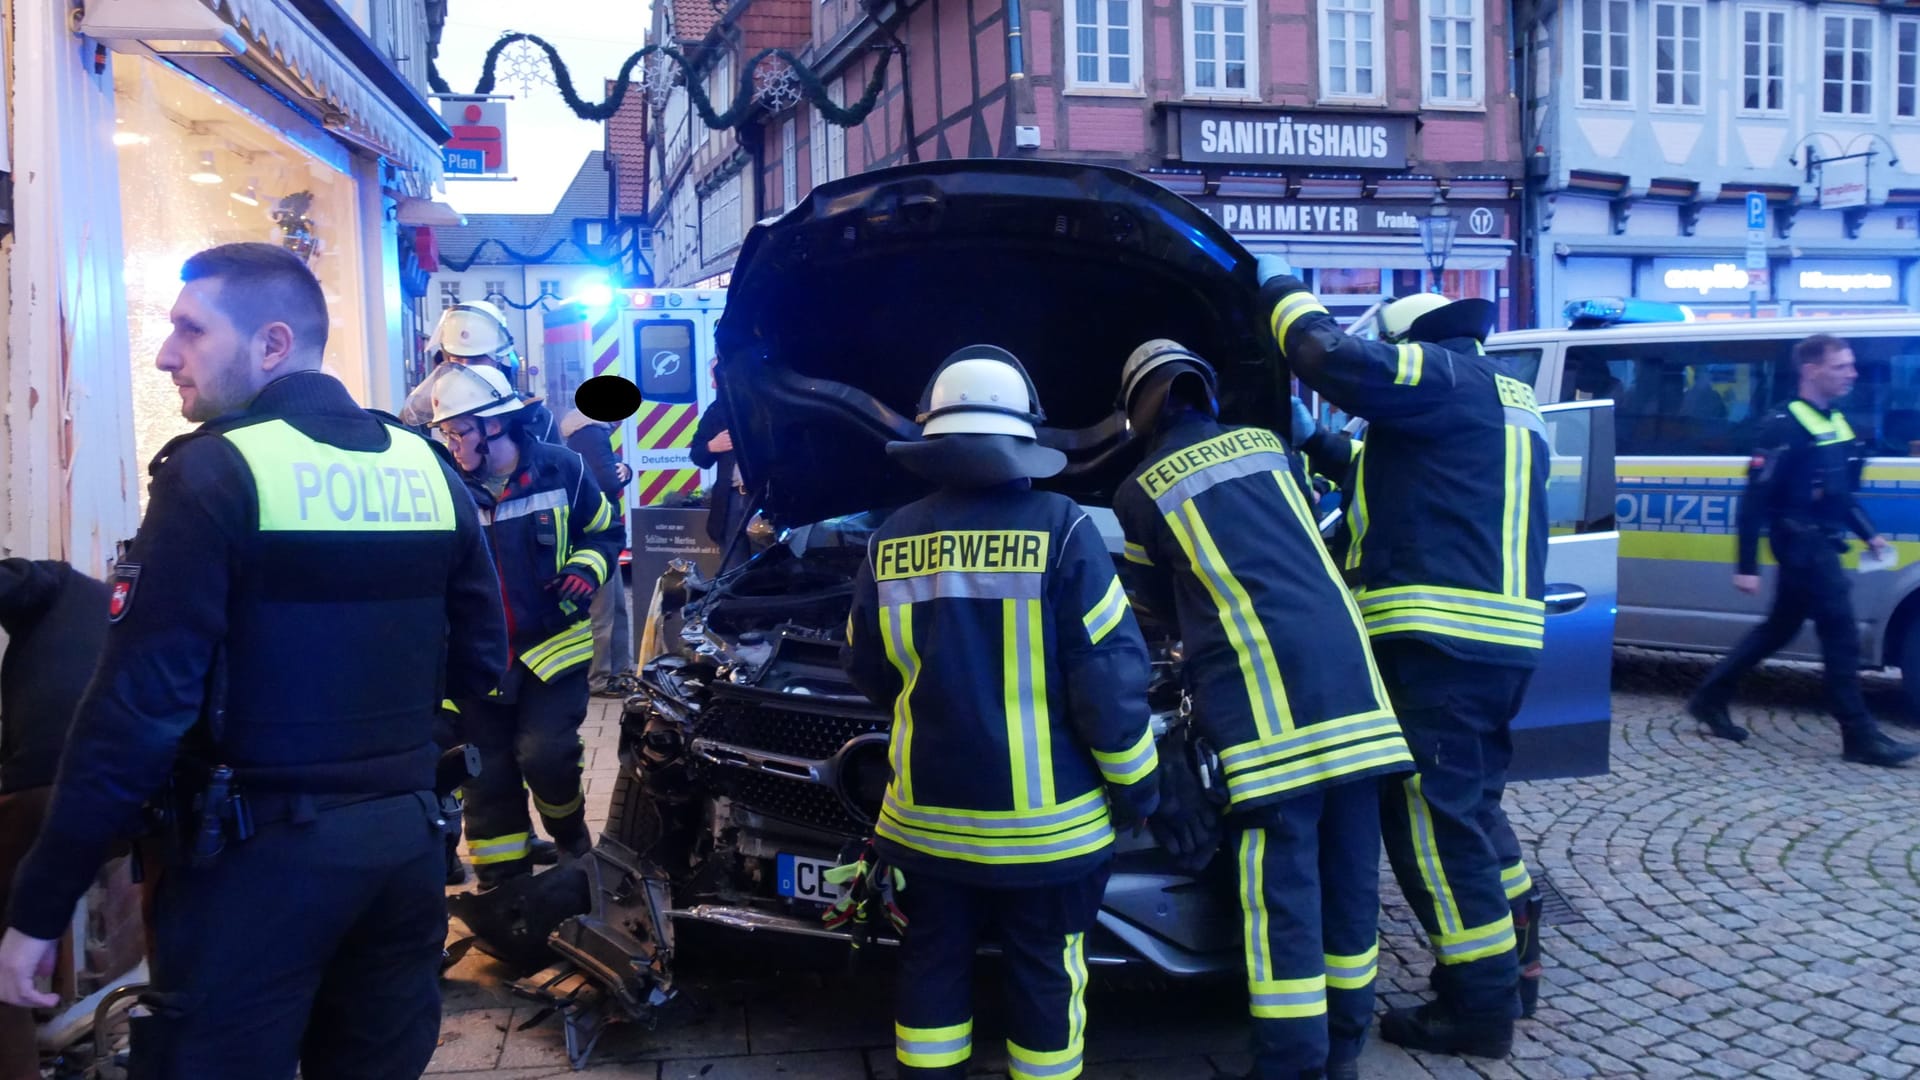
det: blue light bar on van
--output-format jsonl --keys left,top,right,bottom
{"left": 1564, "top": 297, "right": 1695, "bottom": 328}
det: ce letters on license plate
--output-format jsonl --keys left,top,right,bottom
{"left": 776, "top": 853, "right": 843, "bottom": 902}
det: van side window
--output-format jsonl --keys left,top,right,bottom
{"left": 1843, "top": 337, "right": 1920, "bottom": 457}
{"left": 1564, "top": 340, "right": 1792, "bottom": 456}
{"left": 1489, "top": 347, "right": 1543, "bottom": 387}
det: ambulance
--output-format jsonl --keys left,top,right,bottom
{"left": 538, "top": 285, "right": 728, "bottom": 510}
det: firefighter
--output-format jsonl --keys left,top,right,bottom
{"left": 843, "top": 345, "right": 1161, "bottom": 1080}
{"left": 1688, "top": 334, "right": 1918, "bottom": 767}
{"left": 0, "top": 243, "right": 509, "bottom": 1078}
{"left": 430, "top": 364, "right": 625, "bottom": 884}
{"left": 1260, "top": 280, "right": 1545, "bottom": 1060}
{"left": 1113, "top": 340, "right": 1414, "bottom": 1080}
{"left": 402, "top": 300, "right": 559, "bottom": 443}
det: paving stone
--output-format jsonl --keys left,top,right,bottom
{"left": 660, "top": 1052, "right": 866, "bottom": 1079}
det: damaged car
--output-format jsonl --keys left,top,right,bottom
{"left": 452, "top": 159, "right": 1620, "bottom": 1067}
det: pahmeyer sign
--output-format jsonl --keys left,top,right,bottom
{"left": 1191, "top": 197, "right": 1506, "bottom": 238}
{"left": 1167, "top": 106, "right": 1414, "bottom": 169}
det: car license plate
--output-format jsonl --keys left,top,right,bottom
{"left": 775, "top": 853, "right": 843, "bottom": 903}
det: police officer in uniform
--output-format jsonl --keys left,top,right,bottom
{"left": 1688, "top": 334, "right": 1919, "bottom": 767}
{"left": 0, "top": 243, "right": 509, "bottom": 1078}
{"left": 1261, "top": 281, "right": 1545, "bottom": 1060}
{"left": 430, "top": 364, "right": 626, "bottom": 883}
{"left": 844, "top": 346, "right": 1161, "bottom": 1080}
{"left": 402, "top": 300, "right": 559, "bottom": 443}
{"left": 1112, "top": 341, "right": 1413, "bottom": 1080}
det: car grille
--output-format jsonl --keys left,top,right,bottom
{"left": 698, "top": 695, "right": 889, "bottom": 837}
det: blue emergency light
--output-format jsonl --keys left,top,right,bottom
{"left": 1564, "top": 297, "right": 1695, "bottom": 329}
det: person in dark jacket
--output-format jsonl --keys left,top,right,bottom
{"left": 0, "top": 243, "right": 509, "bottom": 1080}
{"left": 845, "top": 345, "right": 1159, "bottom": 1080}
{"left": 0, "top": 560, "right": 109, "bottom": 1080}
{"left": 689, "top": 360, "right": 752, "bottom": 570}
{"left": 562, "top": 407, "right": 636, "bottom": 696}
{"left": 1114, "top": 340, "right": 1413, "bottom": 1080}
{"left": 431, "top": 365, "right": 625, "bottom": 885}
{"left": 1262, "top": 281, "right": 1545, "bottom": 1060}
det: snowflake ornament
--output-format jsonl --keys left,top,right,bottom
{"left": 753, "top": 61, "right": 802, "bottom": 114}
{"left": 501, "top": 39, "right": 555, "bottom": 97}
{"left": 645, "top": 50, "right": 675, "bottom": 111}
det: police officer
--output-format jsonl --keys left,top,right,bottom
{"left": 402, "top": 299, "right": 559, "bottom": 443}
{"left": 1688, "top": 335, "right": 1919, "bottom": 768}
{"left": 0, "top": 243, "right": 509, "bottom": 1078}
{"left": 1112, "top": 340, "right": 1412, "bottom": 1080}
{"left": 844, "top": 346, "right": 1161, "bottom": 1080}
{"left": 430, "top": 364, "right": 626, "bottom": 883}
{"left": 1261, "top": 280, "right": 1545, "bottom": 1060}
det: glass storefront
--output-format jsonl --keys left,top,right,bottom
{"left": 113, "top": 58, "right": 367, "bottom": 508}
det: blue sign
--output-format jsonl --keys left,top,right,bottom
{"left": 1746, "top": 192, "right": 1767, "bottom": 231}
{"left": 444, "top": 147, "right": 485, "bottom": 175}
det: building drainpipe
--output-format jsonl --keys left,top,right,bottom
{"left": 1006, "top": 0, "right": 1034, "bottom": 115}
{"left": 873, "top": 3, "right": 920, "bottom": 163}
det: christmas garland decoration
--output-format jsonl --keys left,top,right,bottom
{"left": 431, "top": 33, "right": 893, "bottom": 132}
{"left": 439, "top": 236, "right": 582, "bottom": 273}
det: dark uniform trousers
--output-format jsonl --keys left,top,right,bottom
{"left": 894, "top": 866, "right": 1106, "bottom": 1080}
{"left": 1232, "top": 780, "right": 1383, "bottom": 1076}
{"left": 1693, "top": 537, "right": 1871, "bottom": 733}
{"left": 1374, "top": 639, "right": 1530, "bottom": 1019}
{"left": 129, "top": 792, "right": 449, "bottom": 1080}
{"left": 460, "top": 667, "right": 592, "bottom": 874}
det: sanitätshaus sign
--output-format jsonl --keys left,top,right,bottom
{"left": 1165, "top": 106, "right": 1414, "bottom": 169}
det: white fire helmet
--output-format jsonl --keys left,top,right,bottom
{"left": 431, "top": 300, "right": 515, "bottom": 360}
{"left": 429, "top": 363, "right": 527, "bottom": 425}
{"left": 916, "top": 346, "right": 1048, "bottom": 439}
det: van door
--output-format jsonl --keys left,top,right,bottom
{"left": 1512, "top": 400, "right": 1619, "bottom": 781}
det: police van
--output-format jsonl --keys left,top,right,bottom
{"left": 539, "top": 286, "right": 728, "bottom": 508}
{"left": 1485, "top": 301, "right": 1920, "bottom": 710}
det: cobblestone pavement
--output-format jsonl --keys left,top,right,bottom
{"left": 433, "top": 650, "right": 1920, "bottom": 1079}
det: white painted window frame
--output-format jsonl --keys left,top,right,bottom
{"left": 1067, "top": 0, "right": 1143, "bottom": 92}
{"left": 826, "top": 81, "right": 847, "bottom": 181}
{"left": 1895, "top": 16, "right": 1920, "bottom": 123}
{"left": 809, "top": 102, "right": 828, "bottom": 193}
{"left": 1649, "top": 0, "right": 1704, "bottom": 111}
{"left": 1184, "top": 0, "right": 1259, "bottom": 100}
{"left": 1735, "top": 4, "right": 1791, "bottom": 117}
{"left": 1420, "top": 0, "right": 1485, "bottom": 109}
{"left": 1820, "top": 11, "right": 1876, "bottom": 119}
{"left": 782, "top": 118, "right": 799, "bottom": 208}
{"left": 1577, "top": 0, "right": 1633, "bottom": 106}
{"left": 1319, "top": 0, "right": 1384, "bottom": 102}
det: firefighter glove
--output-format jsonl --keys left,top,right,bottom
{"left": 1148, "top": 754, "right": 1222, "bottom": 874}
{"left": 1290, "top": 397, "right": 1318, "bottom": 445}
{"left": 550, "top": 569, "right": 598, "bottom": 604}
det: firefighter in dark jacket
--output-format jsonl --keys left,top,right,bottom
{"left": 1261, "top": 281, "right": 1545, "bottom": 1060}
{"left": 1688, "top": 334, "right": 1918, "bottom": 767}
{"left": 430, "top": 364, "right": 625, "bottom": 884}
{"left": 844, "top": 346, "right": 1161, "bottom": 1080}
{"left": 0, "top": 243, "right": 509, "bottom": 1079}
{"left": 1113, "top": 340, "right": 1413, "bottom": 1080}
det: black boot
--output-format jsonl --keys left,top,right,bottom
{"left": 1686, "top": 698, "right": 1748, "bottom": 742}
{"left": 1514, "top": 891, "right": 1545, "bottom": 1018}
{"left": 1842, "top": 727, "right": 1920, "bottom": 767}
{"left": 528, "top": 838, "right": 560, "bottom": 865}
{"left": 1326, "top": 1058, "right": 1360, "bottom": 1080}
{"left": 1380, "top": 1002, "right": 1514, "bottom": 1059}
{"left": 444, "top": 832, "right": 468, "bottom": 887}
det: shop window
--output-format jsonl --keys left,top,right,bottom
{"left": 484, "top": 279, "right": 506, "bottom": 301}
{"left": 115, "top": 58, "right": 367, "bottom": 513}
{"left": 1651, "top": 1, "right": 1703, "bottom": 109}
{"left": 1186, "top": 0, "right": 1256, "bottom": 97}
{"left": 1823, "top": 14, "right": 1875, "bottom": 118}
{"left": 1579, "top": 0, "right": 1632, "bottom": 104}
{"left": 1421, "top": 0, "right": 1484, "bottom": 108}
{"left": 1739, "top": 7, "right": 1788, "bottom": 113}
{"left": 1436, "top": 269, "right": 1496, "bottom": 301}
{"left": 1315, "top": 268, "right": 1386, "bottom": 297}
{"left": 1898, "top": 19, "right": 1919, "bottom": 120}
{"left": 1071, "top": 0, "right": 1141, "bottom": 90}
{"left": 440, "top": 281, "right": 462, "bottom": 311}
{"left": 539, "top": 280, "right": 561, "bottom": 298}
{"left": 1320, "top": 0, "right": 1382, "bottom": 100}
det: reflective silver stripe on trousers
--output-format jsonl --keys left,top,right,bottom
{"left": 1242, "top": 832, "right": 1267, "bottom": 982}
{"left": 878, "top": 571, "right": 1044, "bottom": 606}
{"left": 898, "top": 1032, "right": 971, "bottom": 1057}
{"left": 1150, "top": 450, "right": 1294, "bottom": 517}
{"left": 1250, "top": 987, "right": 1326, "bottom": 1010}
{"left": 1009, "top": 1052, "right": 1082, "bottom": 1078}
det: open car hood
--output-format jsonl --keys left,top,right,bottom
{"left": 714, "top": 159, "right": 1282, "bottom": 528}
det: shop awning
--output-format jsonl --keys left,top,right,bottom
{"left": 396, "top": 197, "right": 466, "bottom": 227}
{"left": 197, "top": 0, "right": 450, "bottom": 191}
{"left": 1245, "top": 236, "right": 1515, "bottom": 272}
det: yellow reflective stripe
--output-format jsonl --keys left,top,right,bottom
{"left": 525, "top": 621, "right": 595, "bottom": 680}
{"left": 1358, "top": 596, "right": 1544, "bottom": 627}
{"left": 1344, "top": 446, "right": 1369, "bottom": 573}
{"left": 1091, "top": 725, "right": 1158, "bottom": 786}
{"left": 1326, "top": 939, "right": 1380, "bottom": 990}
{"left": 896, "top": 1020, "right": 972, "bottom": 1069}
{"left": 1030, "top": 598, "right": 1054, "bottom": 807}
{"left": 1502, "top": 862, "right": 1534, "bottom": 900}
{"left": 532, "top": 789, "right": 584, "bottom": 819}
{"left": 1167, "top": 501, "right": 1291, "bottom": 738}
{"left": 1268, "top": 471, "right": 1391, "bottom": 708}
{"left": 1082, "top": 575, "right": 1130, "bottom": 645}
{"left": 1067, "top": 932, "right": 1088, "bottom": 1055}
{"left": 1220, "top": 710, "right": 1401, "bottom": 772}
{"left": 468, "top": 832, "right": 531, "bottom": 865}
{"left": 566, "top": 548, "right": 610, "bottom": 585}
{"left": 1365, "top": 618, "right": 1543, "bottom": 650}
{"left": 882, "top": 788, "right": 1107, "bottom": 833}
{"left": 1249, "top": 975, "right": 1328, "bottom": 1019}
{"left": 1003, "top": 599, "right": 1056, "bottom": 809}
{"left": 1269, "top": 292, "right": 1328, "bottom": 353}
{"left": 1404, "top": 774, "right": 1464, "bottom": 938}
{"left": 1435, "top": 915, "right": 1518, "bottom": 965}
{"left": 586, "top": 492, "right": 614, "bottom": 532}
{"left": 881, "top": 604, "right": 920, "bottom": 805}
{"left": 1224, "top": 735, "right": 1414, "bottom": 805}
{"left": 441, "top": 699, "right": 459, "bottom": 714}
{"left": 1008, "top": 1039, "right": 1082, "bottom": 1080}
{"left": 1240, "top": 829, "right": 1273, "bottom": 985}
{"left": 1393, "top": 343, "right": 1425, "bottom": 387}
{"left": 1123, "top": 540, "right": 1153, "bottom": 566}
{"left": 874, "top": 810, "right": 1113, "bottom": 865}
{"left": 222, "top": 420, "right": 457, "bottom": 533}
{"left": 1502, "top": 425, "right": 1526, "bottom": 596}
{"left": 555, "top": 503, "right": 571, "bottom": 575}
